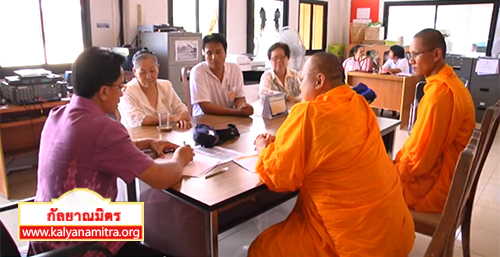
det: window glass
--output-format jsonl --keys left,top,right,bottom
{"left": 173, "top": 0, "right": 197, "bottom": 33}
{"left": 0, "top": 0, "right": 45, "bottom": 67}
{"left": 436, "top": 4, "right": 492, "bottom": 56}
{"left": 386, "top": 5, "right": 436, "bottom": 46}
{"left": 199, "top": 0, "right": 219, "bottom": 36}
{"left": 253, "top": 0, "right": 284, "bottom": 60}
{"left": 42, "top": 0, "right": 84, "bottom": 64}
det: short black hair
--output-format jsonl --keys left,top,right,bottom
{"left": 390, "top": 45, "right": 405, "bottom": 59}
{"left": 349, "top": 44, "right": 363, "bottom": 57}
{"left": 202, "top": 33, "right": 228, "bottom": 53}
{"left": 72, "top": 47, "right": 125, "bottom": 98}
{"left": 267, "top": 42, "right": 291, "bottom": 60}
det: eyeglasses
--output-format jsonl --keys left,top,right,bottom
{"left": 270, "top": 55, "right": 287, "bottom": 62}
{"left": 409, "top": 49, "right": 435, "bottom": 60}
{"left": 107, "top": 83, "right": 125, "bottom": 90}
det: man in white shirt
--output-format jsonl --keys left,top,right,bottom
{"left": 190, "top": 33, "right": 254, "bottom": 116}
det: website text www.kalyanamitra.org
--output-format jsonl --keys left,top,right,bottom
{"left": 19, "top": 226, "right": 142, "bottom": 240}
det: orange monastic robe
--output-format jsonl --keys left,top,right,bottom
{"left": 248, "top": 85, "right": 415, "bottom": 257}
{"left": 395, "top": 64, "right": 475, "bottom": 213}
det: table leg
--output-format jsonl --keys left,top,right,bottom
{"left": 206, "top": 210, "right": 219, "bottom": 257}
{"left": 382, "top": 130, "right": 395, "bottom": 160}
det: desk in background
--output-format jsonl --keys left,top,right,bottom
{"left": 347, "top": 72, "right": 420, "bottom": 130}
{"left": 345, "top": 44, "right": 410, "bottom": 69}
{"left": 0, "top": 101, "right": 67, "bottom": 198}
{"left": 127, "top": 114, "right": 400, "bottom": 257}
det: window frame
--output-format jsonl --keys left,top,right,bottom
{"left": 246, "top": 0, "right": 290, "bottom": 54}
{"left": 0, "top": 0, "right": 91, "bottom": 78}
{"left": 298, "top": 0, "right": 328, "bottom": 55}
{"left": 382, "top": 0, "right": 500, "bottom": 56}
{"left": 167, "top": 0, "right": 227, "bottom": 37}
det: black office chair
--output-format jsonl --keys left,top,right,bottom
{"left": 0, "top": 197, "right": 113, "bottom": 257}
{"left": 408, "top": 81, "right": 426, "bottom": 135}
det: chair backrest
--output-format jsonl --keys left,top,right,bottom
{"left": 466, "top": 101, "right": 500, "bottom": 207}
{"left": 408, "top": 81, "right": 427, "bottom": 134}
{"left": 0, "top": 220, "right": 21, "bottom": 257}
{"left": 181, "top": 66, "right": 193, "bottom": 115}
{"left": 425, "top": 129, "right": 481, "bottom": 257}
{"left": 0, "top": 198, "right": 34, "bottom": 257}
{"left": 459, "top": 77, "right": 469, "bottom": 89}
{"left": 415, "top": 81, "right": 426, "bottom": 102}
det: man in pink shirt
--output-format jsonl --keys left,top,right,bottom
{"left": 28, "top": 47, "right": 194, "bottom": 257}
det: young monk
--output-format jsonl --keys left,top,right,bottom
{"left": 395, "top": 28, "right": 475, "bottom": 213}
{"left": 248, "top": 52, "right": 415, "bottom": 257}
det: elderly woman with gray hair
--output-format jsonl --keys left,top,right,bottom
{"left": 118, "top": 48, "right": 191, "bottom": 128}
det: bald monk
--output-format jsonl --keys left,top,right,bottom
{"left": 248, "top": 52, "right": 415, "bottom": 257}
{"left": 395, "top": 28, "right": 475, "bottom": 213}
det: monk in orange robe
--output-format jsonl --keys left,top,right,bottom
{"left": 395, "top": 28, "right": 476, "bottom": 213}
{"left": 248, "top": 52, "right": 415, "bottom": 257}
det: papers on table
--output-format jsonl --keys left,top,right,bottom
{"left": 233, "top": 154, "right": 259, "bottom": 174}
{"left": 154, "top": 147, "right": 260, "bottom": 177}
{"left": 155, "top": 152, "right": 224, "bottom": 178}
{"left": 475, "top": 58, "right": 499, "bottom": 75}
{"left": 193, "top": 146, "right": 243, "bottom": 161}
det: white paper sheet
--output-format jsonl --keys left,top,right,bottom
{"left": 356, "top": 8, "right": 370, "bottom": 19}
{"left": 475, "top": 58, "right": 499, "bottom": 75}
{"left": 193, "top": 146, "right": 243, "bottom": 161}
{"left": 155, "top": 152, "right": 222, "bottom": 177}
{"left": 233, "top": 155, "right": 259, "bottom": 173}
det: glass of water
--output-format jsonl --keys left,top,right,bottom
{"left": 158, "top": 112, "right": 172, "bottom": 131}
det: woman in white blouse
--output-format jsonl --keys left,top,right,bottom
{"left": 259, "top": 42, "right": 301, "bottom": 103}
{"left": 380, "top": 45, "right": 410, "bottom": 75}
{"left": 119, "top": 48, "right": 191, "bottom": 128}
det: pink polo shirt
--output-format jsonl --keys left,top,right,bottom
{"left": 29, "top": 96, "right": 155, "bottom": 256}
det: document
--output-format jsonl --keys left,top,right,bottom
{"left": 155, "top": 152, "right": 223, "bottom": 177}
{"left": 193, "top": 146, "right": 243, "bottom": 161}
{"left": 233, "top": 154, "right": 259, "bottom": 174}
{"left": 475, "top": 58, "right": 499, "bottom": 75}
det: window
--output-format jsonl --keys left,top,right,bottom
{"left": 383, "top": 1, "right": 499, "bottom": 57}
{"left": 492, "top": 6, "right": 500, "bottom": 58}
{"left": 0, "top": 0, "right": 84, "bottom": 67}
{"left": 386, "top": 5, "right": 436, "bottom": 47}
{"left": 298, "top": 0, "right": 327, "bottom": 54}
{"left": 246, "top": 0, "right": 289, "bottom": 58}
{"left": 435, "top": 4, "right": 493, "bottom": 56}
{"left": 169, "top": 0, "right": 224, "bottom": 37}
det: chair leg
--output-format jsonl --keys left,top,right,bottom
{"left": 462, "top": 206, "right": 472, "bottom": 257}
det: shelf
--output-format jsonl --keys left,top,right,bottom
{"left": 0, "top": 101, "right": 67, "bottom": 115}
{"left": 0, "top": 116, "right": 47, "bottom": 129}
{"left": 3, "top": 146, "right": 39, "bottom": 158}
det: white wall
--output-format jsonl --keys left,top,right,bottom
{"left": 89, "top": 0, "right": 350, "bottom": 51}
{"left": 89, "top": 0, "right": 120, "bottom": 47}
{"left": 225, "top": 0, "right": 247, "bottom": 54}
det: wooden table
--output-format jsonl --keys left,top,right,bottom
{"left": 0, "top": 101, "right": 68, "bottom": 198}
{"left": 347, "top": 71, "right": 420, "bottom": 130}
{"left": 126, "top": 114, "right": 401, "bottom": 257}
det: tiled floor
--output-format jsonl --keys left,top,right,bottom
{"left": 1, "top": 125, "right": 499, "bottom": 256}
